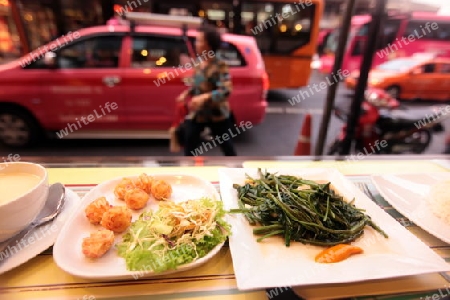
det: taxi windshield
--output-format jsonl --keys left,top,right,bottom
{"left": 377, "top": 58, "right": 421, "bottom": 72}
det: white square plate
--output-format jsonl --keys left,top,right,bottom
{"left": 53, "top": 174, "right": 225, "bottom": 280}
{"left": 218, "top": 168, "right": 450, "bottom": 291}
{"left": 371, "top": 172, "right": 450, "bottom": 244}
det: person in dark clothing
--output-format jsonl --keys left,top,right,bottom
{"left": 176, "top": 24, "right": 237, "bottom": 156}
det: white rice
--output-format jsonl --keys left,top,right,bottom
{"left": 428, "top": 180, "right": 450, "bottom": 226}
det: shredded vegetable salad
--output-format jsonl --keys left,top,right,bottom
{"left": 117, "top": 197, "right": 231, "bottom": 272}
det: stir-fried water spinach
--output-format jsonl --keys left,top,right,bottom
{"left": 230, "top": 169, "right": 388, "bottom": 247}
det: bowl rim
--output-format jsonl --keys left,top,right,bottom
{"left": 0, "top": 162, "right": 49, "bottom": 209}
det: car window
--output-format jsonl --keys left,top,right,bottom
{"left": 404, "top": 20, "right": 450, "bottom": 40}
{"left": 440, "top": 64, "right": 450, "bottom": 73}
{"left": 131, "top": 35, "right": 189, "bottom": 68}
{"left": 216, "top": 42, "right": 246, "bottom": 67}
{"left": 241, "top": 1, "right": 315, "bottom": 55}
{"left": 57, "top": 35, "right": 122, "bottom": 69}
{"left": 23, "top": 56, "right": 46, "bottom": 69}
{"left": 377, "top": 19, "right": 401, "bottom": 50}
{"left": 188, "top": 37, "right": 246, "bottom": 67}
{"left": 423, "top": 63, "right": 435, "bottom": 73}
{"left": 377, "top": 58, "right": 420, "bottom": 72}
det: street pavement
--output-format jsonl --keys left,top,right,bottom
{"left": 0, "top": 70, "right": 448, "bottom": 157}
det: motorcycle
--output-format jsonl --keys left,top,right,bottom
{"left": 327, "top": 88, "right": 445, "bottom": 155}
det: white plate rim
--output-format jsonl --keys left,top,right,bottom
{"left": 371, "top": 172, "right": 450, "bottom": 245}
{"left": 0, "top": 187, "right": 81, "bottom": 275}
{"left": 53, "top": 174, "right": 227, "bottom": 280}
{"left": 218, "top": 167, "right": 450, "bottom": 291}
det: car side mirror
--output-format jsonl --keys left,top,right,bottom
{"left": 411, "top": 69, "right": 421, "bottom": 75}
{"left": 43, "top": 52, "right": 57, "bottom": 69}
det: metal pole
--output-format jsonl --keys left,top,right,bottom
{"left": 339, "top": 0, "right": 387, "bottom": 155}
{"left": 314, "top": 0, "right": 356, "bottom": 156}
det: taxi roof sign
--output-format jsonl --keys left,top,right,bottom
{"left": 122, "top": 12, "right": 203, "bottom": 29}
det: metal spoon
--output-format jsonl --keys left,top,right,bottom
{"left": 0, "top": 183, "right": 66, "bottom": 262}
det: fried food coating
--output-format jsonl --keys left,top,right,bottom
{"left": 124, "top": 188, "right": 150, "bottom": 210}
{"left": 133, "top": 173, "right": 154, "bottom": 194}
{"left": 82, "top": 229, "right": 115, "bottom": 259}
{"left": 85, "top": 197, "right": 111, "bottom": 225}
{"left": 114, "top": 178, "right": 135, "bottom": 200}
{"left": 150, "top": 179, "right": 172, "bottom": 200}
{"left": 100, "top": 206, "right": 132, "bottom": 233}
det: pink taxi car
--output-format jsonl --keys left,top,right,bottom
{"left": 0, "top": 15, "right": 268, "bottom": 147}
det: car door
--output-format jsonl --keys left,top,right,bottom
{"left": 409, "top": 63, "right": 440, "bottom": 100}
{"left": 438, "top": 63, "right": 450, "bottom": 100}
{"left": 122, "top": 34, "right": 191, "bottom": 130}
{"left": 41, "top": 34, "right": 126, "bottom": 134}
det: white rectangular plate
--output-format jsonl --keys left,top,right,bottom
{"left": 218, "top": 168, "right": 450, "bottom": 291}
{"left": 371, "top": 172, "right": 450, "bottom": 244}
{"left": 53, "top": 174, "right": 225, "bottom": 280}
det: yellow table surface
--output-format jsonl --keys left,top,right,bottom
{"left": 1, "top": 161, "right": 449, "bottom": 300}
{"left": 242, "top": 159, "right": 449, "bottom": 175}
{"left": 47, "top": 166, "right": 223, "bottom": 185}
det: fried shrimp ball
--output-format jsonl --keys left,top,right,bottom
{"left": 133, "top": 173, "right": 154, "bottom": 194}
{"left": 84, "top": 197, "right": 111, "bottom": 224}
{"left": 82, "top": 229, "right": 115, "bottom": 259}
{"left": 150, "top": 179, "right": 172, "bottom": 200}
{"left": 100, "top": 206, "right": 132, "bottom": 233}
{"left": 124, "top": 188, "right": 150, "bottom": 210}
{"left": 114, "top": 178, "right": 135, "bottom": 200}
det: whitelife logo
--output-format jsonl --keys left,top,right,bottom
{"left": 19, "top": 31, "right": 81, "bottom": 68}
{"left": 250, "top": 0, "right": 313, "bottom": 35}
{"left": 56, "top": 102, "right": 118, "bottom": 138}
{"left": 376, "top": 22, "right": 439, "bottom": 59}
{"left": 153, "top": 50, "right": 216, "bottom": 87}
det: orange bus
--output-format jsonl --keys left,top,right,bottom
{"left": 239, "top": 0, "right": 324, "bottom": 88}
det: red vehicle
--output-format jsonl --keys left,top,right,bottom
{"left": 319, "top": 12, "right": 450, "bottom": 74}
{"left": 0, "top": 13, "right": 268, "bottom": 147}
{"left": 328, "top": 89, "right": 444, "bottom": 155}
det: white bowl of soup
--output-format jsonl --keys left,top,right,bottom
{"left": 0, "top": 162, "right": 49, "bottom": 242}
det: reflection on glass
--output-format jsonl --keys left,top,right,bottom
{"left": 241, "top": 1, "right": 314, "bottom": 54}
{"left": 0, "top": 2, "right": 21, "bottom": 63}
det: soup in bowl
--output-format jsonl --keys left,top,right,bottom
{"left": 0, "top": 162, "right": 49, "bottom": 242}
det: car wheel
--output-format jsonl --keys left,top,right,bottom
{"left": 0, "top": 109, "right": 41, "bottom": 148}
{"left": 385, "top": 86, "right": 401, "bottom": 99}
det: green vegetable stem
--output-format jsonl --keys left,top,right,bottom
{"left": 230, "top": 169, "right": 388, "bottom": 247}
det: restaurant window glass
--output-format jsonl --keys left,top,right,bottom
{"left": 241, "top": 1, "right": 315, "bottom": 54}
{"left": 17, "top": 0, "right": 57, "bottom": 51}
{"left": 61, "top": 0, "right": 103, "bottom": 32}
{"left": 0, "top": 1, "right": 21, "bottom": 63}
